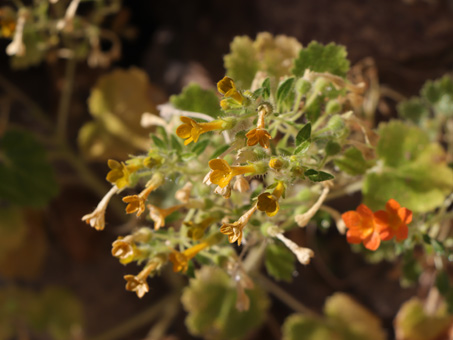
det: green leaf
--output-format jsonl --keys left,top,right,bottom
{"left": 421, "top": 75, "right": 453, "bottom": 116}
{"left": 364, "top": 122, "right": 453, "bottom": 212}
{"left": 253, "top": 78, "right": 271, "bottom": 100}
{"left": 397, "top": 98, "right": 429, "bottom": 124}
{"left": 182, "top": 267, "right": 269, "bottom": 340}
{"left": 305, "top": 94, "right": 323, "bottom": 122}
{"left": 283, "top": 314, "right": 336, "bottom": 340}
{"left": 224, "top": 36, "right": 259, "bottom": 89}
{"left": 264, "top": 243, "right": 295, "bottom": 282}
{"left": 295, "top": 123, "right": 311, "bottom": 146}
{"left": 394, "top": 298, "right": 452, "bottom": 340}
{"left": 422, "top": 234, "right": 446, "bottom": 255}
{"left": 325, "top": 141, "right": 341, "bottom": 156}
{"left": 192, "top": 139, "right": 210, "bottom": 156}
{"left": 170, "top": 134, "right": 182, "bottom": 153}
{"left": 294, "top": 140, "right": 311, "bottom": 155}
{"left": 151, "top": 135, "right": 166, "bottom": 149}
{"left": 334, "top": 147, "right": 371, "bottom": 175}
{"left": 293, "top": 41, "right": 350, "bottom": 78}
{"left": 170, "top": 83, "right": 222, "bottom": 117}
{"left": 305, "top": 169, "right": 334, "bottom": 182}
{"left": 276, "top": 77, "right": 295, "bottom": 105}
{"left": 0, "top": 130, "right": 58, "bottom": 207}
{"left": 210, "top": 144, "right": 230, "bottom": 159}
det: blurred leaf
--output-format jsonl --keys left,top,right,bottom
{"left": 325, "top": 141, "right": 341, "bottom": 156}
{"left": 400, "top": 251, "right": 422, "bottom": 287}
{"left": 436, "top": 271, "right": 453, "bottom": 314}
{"left": 210, "top": 144, "right": 230, "bottom": 159}
{"left": 325, "top": 293, "right": 386, "bottom": 340}
{"left": 182, "top": 266, "right": 269, "bottom": 340}
{"left": 192, "top": 139, "right": 210, "bottom": 156}
{"left": 334, "top": 147, "right": 372, "bottom": 175}
{"left": 265, "top": 243, "right": 295, "bottom": 282}
{"left": 224, "top": 35, "right": 259, "bottom": 89}
{"left": 0, "top": 210, "right": 47, "bottom": 280}
{"left": 363, "top": 121, "right": 453, "bottom": 212}
{"left": 421, "top": 75, "right": 453, "bottom": 116}
{"left": 253, "top": 78, "right": 271, "bottom": 100}
{"left": 253, "top": 33, "right": 302, "bottom": 83}
{"left": 0, "top": 207, "right": 27, "bottom": 259}
{"left": 394, "top": 298, "right": 453, "bottom": 340}
{"left": 78, "top": 121, "right": 138, "bottom": 161}
{"left": 294, "top": 140, "right": 311, "bottom": 155}
{"left": 86, "top": 67, "right": 156, "bottom": 150}
{"left": 305, "top": 169, "right": 334, "bottom": 182}
{"left": 397, "top": 98, "right": 429, "bottom": 124}
{"left": 152, "top": 135, "right": 166, "bottom": 149}
{"left": 276, "top": 77, "right": 295, "bottom": 105}
{"left": 0, "top": 129, "right": 58, "bottom": 207}
{"left": 170, "top": 83, "right": 222, "bottom": 117}
{"left": 295, "top": 123, "right": 311, "bottom": 146}
{"left": 283, "top": 293, "right": 386, "bottom": 340}
{"left": 293, "top": 41, "right": 350, "bottom": 78}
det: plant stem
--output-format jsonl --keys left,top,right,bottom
{"left": 255, "top": 272, "right": 319, "bottom": 317}
{"left": 89, "top": 295, "right": 177, "bottom": 340}
{"left": 56, "top": 56, "right": 77, "bottom": 142}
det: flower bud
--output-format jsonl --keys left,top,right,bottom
{"left": 295, "top": 78, "right": 311, "bottom": 95}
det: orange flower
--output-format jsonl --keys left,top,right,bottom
{"left": 246, "top": 128, "right": 272, "bottom": 148}
{"left": 374, "top": 199, "right": 412, "bottom": 242}
{"left": 208, "top": 159, "right": 256, "bottom": 188}
{"left": 217, "top": 76, "right": 244, "bottom": 104}
{"left": 122, "top": 173, "right": 164, "bottom": 217}
{"left": 220, "top": 205, "right": 257, "bottom": 245}
{"left": 342, "top": 204, "right": 383, "bottom": 251}
{"left": 176, "top": 116, "right": 225, "bottom": 145}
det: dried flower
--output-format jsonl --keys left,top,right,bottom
{"left": 175, "top": 182, "right": 193, "bottom": 203}
{"left": 82, "top": 186, "right": 118, "bottom": 230}
{"left": 220, "top": 205, "right": 257, "bottom": 245}
{"left": 233, "top": 175, "right": 250, "bottom": 193}
{"left": 148, "top": 204, "right": 185, "bottom": 230}
{"left": 124, "top": 255, "right": 166, "bottom": 298}
{"left": 122, "top": 173, "right": 164, "bottom": 217}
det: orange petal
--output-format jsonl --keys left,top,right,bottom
{"left": 346, "top": 230, "right": 362, "bottom": 244}
{"left": 395, "top": 223, "right": 409, "bottom": 241}
{"left": 363, "top": 231, "right": 381, "bottom": 251}
{"left": 356, "top": 204, "right": 374, "bottom": 219}
{"left": 176, "top": 124, "right": 191, "bottom": 138}
{"left": 398, "top": 207, "right": 412, "bottom": 225}
{"left": 342, "top": 211, "right": 361, "bottom": 229}
{"left": 386, "top": 198, "right": 401, "bottom": 213}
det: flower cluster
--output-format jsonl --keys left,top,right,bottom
{"left": 342, "top": 199, "right": 412, "bottom": 251}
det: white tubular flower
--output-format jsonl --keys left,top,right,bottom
{"left": 82, "top": 186, "right": 118, "bottom": 231}
{"left": 57, "top": 0, "right": 81, "bottom": 31}
{"left": 275, "top": 232, "right": 314, "bottom": 265}
{"left": 294, "top": 184, "right": 331, "bottom": 227}
{"left": 6, "top": 12, "right": 25, "bottom": 56}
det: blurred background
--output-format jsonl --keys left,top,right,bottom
{"left": 1, "top": 0, "right": 453, "bottom": 339}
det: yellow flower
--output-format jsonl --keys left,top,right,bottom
{"left": 208, "top": 159, "right": 256, "bottom": 189}
{"left": 185, "top": 217, "right": 217, "bottom": 240}
{"left": 122, "top": 173, "right": 165, "bottom": 217}
{"left": 245, "top": 128, "right": 272, "bottom": 148}
{"left": 148, "top": 204, "right": 185, "bottom": 230}
{"left": 220, "top": 205, "right": 257, "bottom": 245}
{"left": 176, "top": 116, "right": 226, "bottom": 145}
{"left": 82, "top": 186, "right": 118, "bottom": 230}
{"left": 106, "top": 160, "right": 132, "bottom": 189}
{"left": 269, "top": 158, "right": 284, "bottom": 170}
{"left": 217, "top": 76, "right": 244, "bottom": 104}
{"left": 111, "top": 228, "right": 151, "bottom": 262}
{"left": 124, "top": 255, "right": 166, "bottom": 298}
{"left": 257, "top": 181, "right": 285, "bottom": 217}
{"left": 169, "top": 242, "right": 209, "bottom": 273}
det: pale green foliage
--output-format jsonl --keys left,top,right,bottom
{"left": 79, "top": 67, "right": 156, "bottom": 159}
{"left": 394, "top": 298, "right": 453, "bottom": 340}
{"left": 334, "top": 147, "right": 373, "bottom": 175}
{"left": 292, "top": 41, "right": 350, "bottom": 78}
{"left": 170, "top": 83, "right": 222, "bottom": 117}
{"left": 181, "top": 267, "right": 269, "bottom": 340}
{"left": 265, "top": 243, "right": 296, "bottom": 282}
{"left": 283, "top": 293, "right": 386, "bottom": 340}
{"left": 224, "top": 33, "right": 302, "bottom": 89}
{"left": 363, "top": 121, "right": 453, "bottom": 212}
{"left": 421, "top": 75, "right": 453, "bottom": 116}
{"left": 0, "top": 130, "right": 58, "bottom": 206}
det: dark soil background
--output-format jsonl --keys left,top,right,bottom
{"left": 1, "top": 0, "right": 453, "bottom": 339}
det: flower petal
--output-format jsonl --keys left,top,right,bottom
{"left": 363, "top": 231, "right": 381, "bottom": 251}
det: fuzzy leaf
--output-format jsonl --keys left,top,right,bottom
{"left": 224, "top": 36, "right": 259, "bottom": 89}
{"left": 0, "top": 130, "right": 58, "bottom": 206}
{"left": 421, "top": 75, "right": 453, "bottom": 116}
{"left": 192, "top": 139, "right": 210, "bottom": 156}
{"left": 334, "top": 147, "right": 371, "bottom": 175}
{"left": 293, "top": 41, "right": 350, "bottom": 78}
{"left": 394, "top": 298, "right": 453, "bottom": 340}
{"left": 364, "top": 121, "right": 453, "bottom": 212}
{"left": 305, "top": 169, "right": 334, "bottom": 182}
{"left": 265, "top": 243, "right": 295, "bottom": 282}
{"left": 182, "top": 266, "right": 269, "bottom": 340}
{"left": 295, "top": 123, "right": 311, "bottom": 146}
{"left": 397, "top": 98, "right": 429, "bottom": 124}
{"left": 276, "top": 77, "right": 295, "bottom": 105}
{"left": 170, "top": 83, "right": 222, "bottom": 117}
